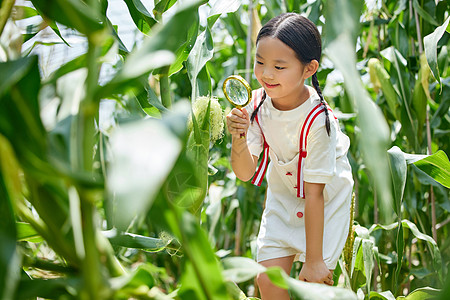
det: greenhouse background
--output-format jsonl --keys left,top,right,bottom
{"left": 0, "top": 0, "right": 449, "bottom": 299}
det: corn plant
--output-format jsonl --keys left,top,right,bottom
{"left": 0, "top": 0, "right": 449, "bottom": 300}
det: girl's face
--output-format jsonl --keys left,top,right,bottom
{"left": 254, "top": 37, "right": 313, "bottom": 110}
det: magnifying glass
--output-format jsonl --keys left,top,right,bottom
{"left": 222, "top": 75, "right": 252, "bottom": 138}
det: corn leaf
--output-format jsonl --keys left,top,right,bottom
{"left": 413, "top": 150, "right": 450, "bottom": 188}
{"left": 187, "top": 26, "right": 214, "bottom": 100}
{"left": 123, "top": 0, "right": 157, "bottom": 34}
{"left": 326, "top": 34, "right": 393, "bottom": 222}
{"left": 396, "top": 287, "right": 441, "bottom": 300}
{"left": 0, "top": 135, "right": 21, "bottom": 300}
{"left": 108, "top": 116, "right": 183, "bottom": 231}
{"left": 222, "top": 256, "right": 358, "bottom": 299}
{"left": 97, "top": 0, "right": 205, "bottom": 99}
{"left": 424, "top": 17, "right": 450, "bottom": 85}
{"left": 30, "top": 0, "right": 104, "bottom": 36}
{"left": 387, "top": 146, "right": 407, "bottom": 216}
{"left": 16, "top": 222, "right": 42, "bottom": 243}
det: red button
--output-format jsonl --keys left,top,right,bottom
{"left": 296, "top": 212, "right": 303, "bottom": 218}
{"left": 286, "top": 172, "right": 293, "bottom": 176}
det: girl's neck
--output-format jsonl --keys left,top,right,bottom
{"left": 271, "top": 84, "right": 310, "bottom": 111}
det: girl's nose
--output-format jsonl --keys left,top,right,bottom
{"left": 262, "top": 68, "right": 274, "bottom": 80}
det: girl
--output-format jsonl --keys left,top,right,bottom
{"left": 226, "top": 13, "right": 353, "bottom": 299}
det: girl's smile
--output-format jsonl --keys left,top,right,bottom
{"left": 264, "top": 82, "right": 280, "bottom": 89}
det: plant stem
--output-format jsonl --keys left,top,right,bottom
{"left": 413, "top": 0, "right": 437, "bottom": 242}
{"left": 234, "top": 209, "right": 242, "bottom": 256}
{"left": 160, "top": 66, "right": 171, "bottom": 108}
{"left": 80, "top": 191, "right": 104, "bottom": 300}
{"left": 427, "top": 107, "right": 437, "bottom": 241}
{"left": 0, "top": 0, "right": 15, "bottom": 36}
{"left": 22, "top": 255, "right": 76, "bottom": 274}
{"left": 413, "top": 2, "right": 424, "bottom": 54}
{"left": 77, "top": 34, "right": 105, "bottom": 299}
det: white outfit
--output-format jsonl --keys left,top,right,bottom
{"left": 246, "top": 87, "right": 353, "bottom": 269}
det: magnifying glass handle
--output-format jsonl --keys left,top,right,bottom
{"left": 238, "top": 107, "right": 246, "bottom": 139}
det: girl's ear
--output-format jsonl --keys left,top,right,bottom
{"left": 303, "top": 59, "right": 319, "bottom": 80}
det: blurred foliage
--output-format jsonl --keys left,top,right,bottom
{"left": 0, "top": 0, "right": 449, "bottom": 299}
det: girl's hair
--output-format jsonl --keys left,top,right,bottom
{"left": 250, "top": 13, "right": 330, "bottom": 135}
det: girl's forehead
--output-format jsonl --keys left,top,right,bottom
{"left": 255, "top": 37, "right": 298, "bottom": 61}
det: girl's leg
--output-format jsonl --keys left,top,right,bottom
{"left": 257, "top": 255, "right": 295, "bottom": 300}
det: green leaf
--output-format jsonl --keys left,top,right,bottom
{"left": 369, "top": 291, "right": 396, "bottom": 300}
{"left": 396, "top": 287, "right": 441, "bottom": 299}
{"left": 412, "top": 53, "right": 430, "bottom": 142}
{"left": 381, "top": 47, "right": 416, "bottom": 148}
{"left": 13, "top": 6, "right": 39, "bottom": 19}
{"left": 222, "top": 256, "right": 358, "bottom": 299}
{"left": 207, "top": 0, "right": 241, "bottom": 27}
{"left": 98, "top": 1, "right": 205, "bottom": 99}
{"left": 323, "top": 0, "right": 364, "bottom": 46}
{"left": 362, "top": 239, "right": 375, "bottom": 296}
{"left": 412, "top": 0, "right": 439, "bottom": 27}
{"left": 351, "top": 239, "right": 367, "bottom": 290}
{"left": 326, "top": 34, "right": 393, "bottom": 222}
{"left": 222, "top": 257, "right": 266, "bottom": 283}
{"left": 413, "top": 150, "right": 450, "bottom": 188}
{"left": 15, "top": 277, "right": 81, "bottom": 299}
{"left": 113, "top": 264, "right": 157, "bottom": 296}
{"left": 369, "top": 219, "right": 442, "bottom": 280}
{"left": 45, "top": 36, "right": 117, "bottom": 84}
{"left": 394, "top": 222, "right": 404, "bottom": 292}
{"left": 16, "top": 222, "right": 42, "bottom": 243}
{"left": 175, "top": 210, "right": 229, "bottom": 300}
{"left": 369, "top": 58, "right": 401, "bottom": 119}
{"left": 168, "top": 18, "right": 200, "bottom": 76}
{"left": 0, "top": 55, "right": 38, "bottom": 95}
{"left": 153, "top": 0, "right": 178, "bottom": 20}
{"left": 0, "top": 135, "right": 21, "bottom": 300}
{"left": 30, "top": 0, "right": 104, "bottom": 37}
{"left": 134, "top": 81, "right": 167, "bottom": 117}
{"left": 187, "top": 26, "right": 214, "bottom": 100}
{"left": 424, "top": 17, "right": 450, "bottom": 84}
{"left": 387, "top": 146, "right": 407, "bottom": 216}
{"left": 0, "top": 56, "right": 48, "bottom": 164}
{"left": 107, "top": 107, "right": 184, "bottom": 230}
{"left": 123, "top": 0, "right": 157, "bottom": 34}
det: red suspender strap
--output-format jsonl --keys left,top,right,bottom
{"left": 251, "top": 89, "right": 269, "bottom": 186}
{"left": 297, "top": 103, "right": 326, "bottom": 198}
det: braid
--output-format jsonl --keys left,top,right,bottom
{"left": 250, "top": 90, "right": 267, "bottom": 123}
{"left": 312, "top": 73, "right": 330, "bottom": 136}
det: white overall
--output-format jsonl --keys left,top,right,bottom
{"left": 246, "top": 87, "right": 353, "bottom": 269}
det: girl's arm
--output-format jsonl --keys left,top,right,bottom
{"left": 226, "top": 108, "right": 258, "bottom": 181}
{"left": 298, "top": 182, "right": 334, "bottom": 285}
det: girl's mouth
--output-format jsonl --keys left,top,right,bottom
{"left": 264, "top": 82, "right": 279, "bottom": 89}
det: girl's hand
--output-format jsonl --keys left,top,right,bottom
{"left": 298, "top": 260, "right": 334, "bottom": 286}
{"left": 226, "top": 108, "right": 250, "bottom": 139}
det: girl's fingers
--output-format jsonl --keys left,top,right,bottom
{"left": 241, "top": 108, "right": 250, "bottom": 119}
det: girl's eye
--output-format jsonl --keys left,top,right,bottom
{"left": 256, "top": 61, "right": 263, "bottom": 65}
{"left": 275, "top": 66, "right": 285, "bottom": 70}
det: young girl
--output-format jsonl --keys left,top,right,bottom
{"left": 226, "top": 13, "right": 353, "bottom": 299}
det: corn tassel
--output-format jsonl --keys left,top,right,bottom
{"left": 343, "top": 193, "right": 356, "bottom": 274}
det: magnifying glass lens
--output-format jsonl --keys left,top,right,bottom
{"left": 225, "top": 79, "right": 249, "bottom": 107}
